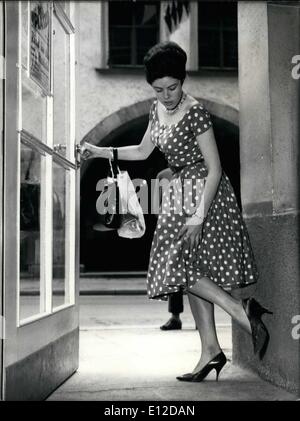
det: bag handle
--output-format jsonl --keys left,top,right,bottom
{"left": 109, "top": 148, "right": 120, "bottom": 179}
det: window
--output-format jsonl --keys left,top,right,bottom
{"left": 198, "top": 1, "right": 238, "bottom": 70}
{"left": 108, "top": 1, "right": 159, "bottom": 67}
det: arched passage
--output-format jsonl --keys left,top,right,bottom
{"left": 80, "top": 100, "right": 240, "bottom": 272}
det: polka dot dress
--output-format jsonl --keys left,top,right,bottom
{"left": 146, "top": 99, "right": 259, "bottom": 301}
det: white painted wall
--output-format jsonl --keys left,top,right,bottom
{"left": 77, "top": 2, "right": 238, "bottom": 142}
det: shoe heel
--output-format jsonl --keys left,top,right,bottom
{"left": 215, "top": 359, "right": 226, "bottom": 381}
{"left": 244, "top": 298, "right": 273, "bottom": 359}
{"left": 215, "top": 364, "right": 224, "bottom": 381}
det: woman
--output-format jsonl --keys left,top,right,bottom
{"left": 81, "top": 42, "right": 272, "bottom": 382}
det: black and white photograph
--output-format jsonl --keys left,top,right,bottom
{"left": 0, "top": 0, "right": 300, "bottom": 405}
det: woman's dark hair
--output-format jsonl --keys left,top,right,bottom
{"left": 143, "top": 41, "right": 187, "bottom": 85}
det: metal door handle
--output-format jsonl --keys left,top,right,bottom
{"left": 53, "top": 144, "right": 67, "bottom": 154}
{"left": 75, "top": 144, "right": 82, "bottom": 168}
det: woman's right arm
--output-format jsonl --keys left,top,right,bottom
{"left": 82, "top": 120, "right": 155, "bottom": 161}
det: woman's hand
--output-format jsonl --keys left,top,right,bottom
{"left": 80, "top": 142, "right": 104, "bottom": 160}
{"left": 177, "top": 216, "right": 203, "bottom": 255}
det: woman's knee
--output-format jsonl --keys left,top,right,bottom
{"left": 187, "top": 287, "right": 213, "bottom": 306}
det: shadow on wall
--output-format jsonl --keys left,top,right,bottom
{"left": 80, "top": 114, "right": 240, "bottom": 272}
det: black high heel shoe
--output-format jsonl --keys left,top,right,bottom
{"left": 242, "top": 298, "right": 273, "bottom": 359}
{"left": 176, "top": 351, "right": 227, "bottom": 382}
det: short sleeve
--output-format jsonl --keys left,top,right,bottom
{"left": 189, "top": 104, "right": 212, "bottom": 137}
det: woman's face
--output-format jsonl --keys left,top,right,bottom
{"left": 151, "top": 77, "right": 183, "bottom": 110}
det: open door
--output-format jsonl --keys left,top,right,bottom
{"left": 3, "top": 1, "right": 80, "bottom": 400}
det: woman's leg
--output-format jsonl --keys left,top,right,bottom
{"left": 187, "top": 276, "right": 251, "bottom": 334}
{"left": 188, "top": 294, "right": 222, "bottom": 373}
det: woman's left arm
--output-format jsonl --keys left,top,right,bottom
{"left": 177, "top": 126, "right": 222, "bottom": 252}
{"left": 195, "top": 126, "right": 222, "bottom": 219}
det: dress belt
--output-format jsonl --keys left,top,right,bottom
{"left": 168, "top": 159, "right": 204, "bottom": 174}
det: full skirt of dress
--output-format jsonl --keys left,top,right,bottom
{"left": 146, "top": 161, "right": 259, "bottom": 301}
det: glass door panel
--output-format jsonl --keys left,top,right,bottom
{"left": 22, "top": 68, "right": 48, "bottom": 143}
{"left": 52, "top": 160, "right": 66, "bottom": 308}
{"left": 52, "top": 159, "right": 75, "bottom": 310}
{"left": 19, "top": 142, "right": 45, "bottom": 321}
{"left": 53, "top": 13, "right": 70, "bottom": 159}
{"left": 21, "top": 1, "right": 29, "bottom": 69}
{"left": 21, "top": 1, "right": 49, "bottom": 143}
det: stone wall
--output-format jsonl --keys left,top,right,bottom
{"left": 233, "top": 1, "right": 300, "bottom": 395}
